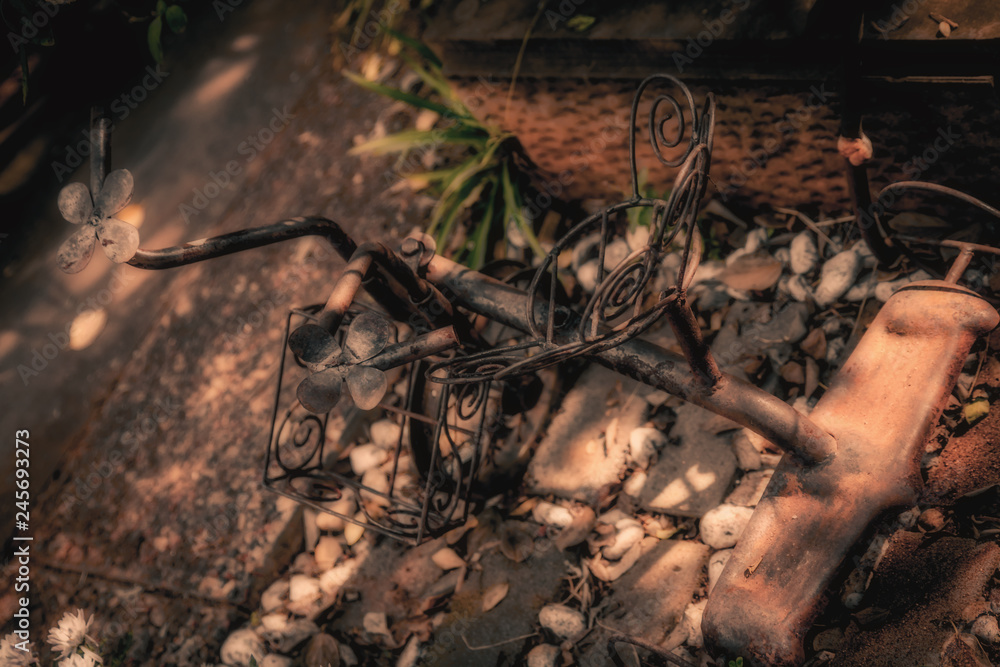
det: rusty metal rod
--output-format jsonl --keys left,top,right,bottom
{"left": 663, "top": 293, "right": 722, "bottom": 387}
{"left": 125, "top": 216, "right": 415, "bottom": 323}
{"left": 426, "top": 255, "right": 838, "bottom": 464}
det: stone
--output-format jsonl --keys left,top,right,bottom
{"left": 539, "top": 604, "right": 586, "bottom": 639}
{"left": 783, "top": 273, "right": 813, "bottom": 302}
{"left": 972, "top": 614, "right": 1000, "bottom": 644}
{"left": 637, "top": 403, "right": 737, "bottom": 516}
{"left": 629, "top": 427, "right": 668, "bottom": 468}
{"left": 349, "top": 443, "right": 386, "bottom": 476}
{"left": 288, "top": 575, "right": 321, "bottom": 603}
{"left": 699, "top": 504, "right": 754, "bottom": 549}
{"left": 603, "top": 521, "right": 646, "bottom": 561}
{"left": 725, "top": 470, "right": 774, "bottom": 507}
{"left": 603, "top": 238, "right": 631, "bottom": 272}
{"left": 707, "top": 549, "right": 733, "bottom": 594}
{"left": 219, "top": 628, "right": 265, "bottom": 666}
{"left": 315, "top": 535, "right": 344, "bottom": 570}
{"left": 526, "top": 365, "right": 648, "bottom": 504}
{"left": 315, "top": 496, "right": 355, "bottom": 532}
{"left": 369, "top": 419, "right": 402, "bottom": 449}
{"left": 260, "top": 579, "right": 289, "bottom": 613}
{"left": 531, "top": 501, "right": 575, "bottom": 528}
{"left": 260, "top": 615, "right": 319, "bottom": 653}
{"left": 814, "top": 248, "right": 862, "bottom": 307}
{"left": 577, "top": 259, "right": 600, "bottom": 292}
{"left": 790, "top": 232, "right": 819, "bottom": 275}
{"left": 622, "top": 471, "right": 647, "bottom": 497}
{"left": 526, "top": 643, "right": 560, "bottom": 667}
{"left": 679, "top": 598, "right": 707, "bottom": 648}
{"left": 873, "top": 269, "right": 932, "bottom": 302}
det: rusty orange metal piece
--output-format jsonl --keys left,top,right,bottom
{"left": 703, "top": 280, "right": 1000, "bottom": 666}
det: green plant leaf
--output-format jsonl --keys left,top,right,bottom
{"left": 344, "top": 70, "right": 454, "bottom": 118}
{"left": 469, "top": 182, "right": 497, "bottom": 268}
{"left": 165, "top": 5, "right": 187, "bottom": 33}
{"left": 148, "top": 16, "right": 164, "bottom": 63}
{"left": 566, "top": 15, "right": 597, "bottom": 31}
{"left": 384, "top": 27, "right": 443, "bottom": 68}
{"left": 501, "top": 162, "right": 545, "bottom": 257}
{"left": 349, "top": 128, "right": 488, "bottom": 157}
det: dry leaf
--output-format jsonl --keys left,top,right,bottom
{"left": 481, "top": 582, "right": 509, "bottom": 612}
{"left": 431, "top": 547, "right": 466, "bottom": 571}
{"left": 720, "top": 252, "right": 783, "bottom": 291}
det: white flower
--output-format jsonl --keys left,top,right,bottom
{"left": 46, "top": 609, "right": 97, "bottom": 660}
{"left": 60, "top": 646, "right": 103, "bottom": 667}
{"left": 1, "top": 632, "right": 36, "bottom": 667}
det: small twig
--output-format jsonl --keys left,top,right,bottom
{"left": 462, "top": 631, "right": 537, "bottom": 650}
{"left": 775, "top": 207, "right": 843, "bottom": 253}
{"left": 605, "top": 632, "right": 699, "bottom": 667}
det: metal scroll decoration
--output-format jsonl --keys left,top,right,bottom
{"left": 427, "top": 74, "right": 716, "bottom": 385}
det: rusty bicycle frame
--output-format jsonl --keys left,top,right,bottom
{"left": 56, "top": 75, "right": 1000, "bottom": 666}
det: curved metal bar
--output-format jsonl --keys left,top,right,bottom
{"left": 127, "top": 216, "right": 357, "bottom": 269}
{"left": 426, "top": 253, "right": 837, "bottom": 465}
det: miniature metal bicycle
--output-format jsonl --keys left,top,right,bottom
{"left": 56, "top": 75, "right": 1000, "bottom": 666}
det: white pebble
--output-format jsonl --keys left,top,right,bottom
{"left": 972, "top": 614, "right": 1000, "bottom": 644}
{"left": 699, "top": 504, "right": 754, "bottom": 549}
{"left": 350, "top": 444, "right": 386, "bottom": 476}
{"left": 288, "top": 575, "right": 321, "bottom": 603}
{"left": 260, "top": 579, "right": 288, "bottom": 613}
{"left": 370, "top": 419, "right": 402, "bottom": 449}
{"left": 531, "top": 501, "right": 575, "bottom": 528}
{"left": 622, "top": 471, "right": 647, "bottom": 497}
{"left": 603, "top": 238, "right": 631, "bottom": 271}
{"left": 316, "top": 496, "right": 356, "bottom": 532}
{"left": 539, "top": 604, "right": 586, "bottom": 639}
{"left": 577, "top": 259, "right": 600, "bottom": 293}
{"left": 629, "top": 427, "right": 668, "bottom": 468}
{"left": 220, "top": 628, "right": 265, "bottom": 666}
{"left": 315, "top": 535, "right": 343, "bottom": 570}
{"left": 708, "top": 549, "right": 733, "bottom": 594}
{"left": 603, "top": 522, "right": 645, "bottom": 561}
{"left": 814, "top": 249, "right": 862, "bottom": 307}
{"left": 526, "top": 643, "right": 561, "bottom": 667}
{"left": 789, "top": 232, "right": 819, "bottom": 275}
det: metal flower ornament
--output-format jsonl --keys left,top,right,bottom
{"left": 289, "top": 311, "right": 394, "bottom": 414}
{"left": 56, "top": 169, "right": 140, "bottom": 273}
